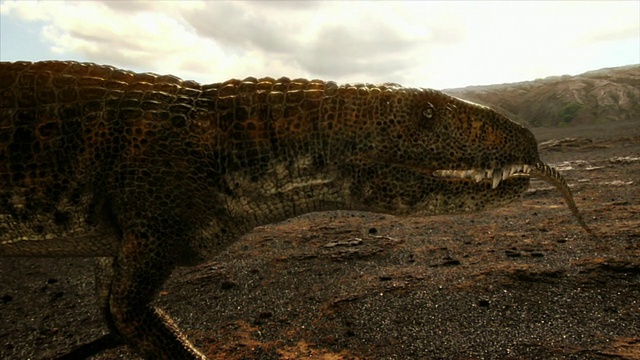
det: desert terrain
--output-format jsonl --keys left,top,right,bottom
{"left": 1, "top": 120, "right": 639, "bottom": 360}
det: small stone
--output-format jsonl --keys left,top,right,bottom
{"left": 220, "top": 280, "right": 237, "bottom": 290}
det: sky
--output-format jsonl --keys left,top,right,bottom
{"left": 1, "top": 1, "right": 638, "bottom": 89}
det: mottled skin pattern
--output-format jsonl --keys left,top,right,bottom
{"left": 0, "top": 61, "right": 586, "bottom": 359}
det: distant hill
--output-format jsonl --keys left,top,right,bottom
{"left": 444, "top": 65, "right": 640, "bottom": 127}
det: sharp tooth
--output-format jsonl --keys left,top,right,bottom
{"left": 502, "top": 165, "right": 518, "bottom": 180}
{"left": 499, "top": 164, "right": 526, "bottom": 180}
{"left": 474, "top": 172, "right": 484, "bottom": 183}
{"left": 492, "top": 170, "right": 502, "bottom": 189}
{"left": 485, "top": 169, "right": 493, "bottom": 179}
{"left": 463, "top": 170, "right": 475, "bottom": 178}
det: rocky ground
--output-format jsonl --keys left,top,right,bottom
{"left": 1, "top": 121, "right": 638, "bottom": 360}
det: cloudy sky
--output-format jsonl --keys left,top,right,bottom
{"left": 1, "top": 1, "right": 638, "bottom": 89}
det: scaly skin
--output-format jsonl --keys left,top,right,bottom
{"left": 0, "top": 61, "right": 589, "bottom": 359}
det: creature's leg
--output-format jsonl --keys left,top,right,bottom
{"left": 107, "top": 229, "right": 206, "bottom": 360}
{"left": 95, "top": 257, "right": 117, "bottom": 333}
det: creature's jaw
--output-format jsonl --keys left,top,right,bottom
{"left": 432, "top": 164, "right": 532, "bottom": 189}
{"left": 422, "top": 161, "right": 592, "bottom": 235}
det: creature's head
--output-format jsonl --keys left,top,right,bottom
{"left": 325, "top": 84, "right": 591, "bottom": 234}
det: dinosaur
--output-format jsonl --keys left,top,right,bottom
{"left": 0, "top": 61, "right": 592, "bottom": 359}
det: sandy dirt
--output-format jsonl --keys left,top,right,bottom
{"left": 1, "top": 121, "right": 639, "bottom": 360}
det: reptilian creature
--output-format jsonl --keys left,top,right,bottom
{"left": 0, "top": 61, "right": 592, "bottom": 359}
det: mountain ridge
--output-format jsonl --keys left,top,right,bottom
{"left": 444, "top": 64, "right": 640, "bottom": 127}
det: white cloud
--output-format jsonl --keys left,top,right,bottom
{"left": 1, "top": 0, "right": 638, "bottom": 89}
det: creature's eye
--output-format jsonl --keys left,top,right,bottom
{"left": 423, "top": 103, "right": 435, "bottom": 119}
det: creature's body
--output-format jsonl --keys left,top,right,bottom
{"left": 0, "top": 61, "right": 590, "bottom": 359}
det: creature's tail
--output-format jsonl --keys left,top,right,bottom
{"left": 530, "top": 161, "right": 594, "bottom": 236}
